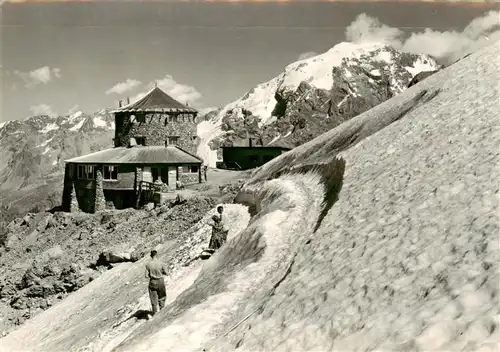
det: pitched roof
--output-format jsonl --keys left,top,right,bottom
{"left": 65, "top": 146, "right": 202, "bottom": 164}
{"left": 111, "top": 87, "right": 198, "bottom": 114}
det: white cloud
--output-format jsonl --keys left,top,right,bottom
{"left": 29, "top": 104, "right": 58, "bottom": 117}
{"left": 130, "top": 75, "right": 202, "bottom": 107}
{"left": 297, "top": 51, "right": 318, "bottom": 61}
{"left": 105, "top": 78, "right": 142, "bottom": 95}
{"left": 345, "top": 10, "right": 500, "bottom": 64}
{"left": 67, "top": 104, "right": 80, "bottom": 115}
{"left": 402, "top": 10, "right": 500, "bottom": 63}
{"left": 345, "top": 13, "right": 404, "bottom": 48}
{"left": 13, "top": 66, "right": 62, "bottom": 88}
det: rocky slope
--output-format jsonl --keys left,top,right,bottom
{"left": 1, "top": 40, "right": 498, "bottom": 352}
{"left": 0, "top": 110, "right": 115, "bottom": 223}
{"left": 197, "top": 42, "right": 440, "bottom": 166}
{"left": 0, "top": 168, "right": 248, "bottom": 335}
{"left": 0, "top": 195, "right": 225, "bottom": 336}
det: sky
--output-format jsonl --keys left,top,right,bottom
{"left": 1, "top": 1, "right": 499, "bottom": 122}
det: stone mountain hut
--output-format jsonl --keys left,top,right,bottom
{"left": 61, "top": 87, "right": 204, "bottom": 213}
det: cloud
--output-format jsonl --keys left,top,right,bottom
{"left": 29, "top": 104, "right": 58, "bottom": 117}
{"left": 67, "top": 104, "right": 80, "bottom": 115}
{"left": 345, "top": 14, "right": 404, "bottom": 48}
{"left": 345, "top": 10, "right": 500, "bottom": 64}
{"left": 13, "top": 66, "right": 62, "bottom": 88}
{"left": 105, "top": 79, "right": 142, "bottom": 95}
{"left": 130, "top": 75, "right": 202, "bottom": 106}
{"left": 297, "top": 51, "right": 318, "bottom": 61}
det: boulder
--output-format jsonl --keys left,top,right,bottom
{"left": 95, "top": 249, "right": 143, "bottom": 266}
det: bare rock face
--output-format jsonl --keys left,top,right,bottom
{"left": 408, "top": 70, "right": 440, "bottom": 88}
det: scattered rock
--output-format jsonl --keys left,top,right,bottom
{"left": 174, "top": 194, "right": 187, "bottom": 205}
{"left": 158, "top": 205, "right": 170, "bottom": 214}
{"left": 0, "top": 195, "right": 222, "bottom": 334}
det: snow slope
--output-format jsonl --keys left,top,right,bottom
{"left": 2, "top": 41, "right": 498, "bottom": 352}
{"left": 130, "top": 40, "right": 498, "bottom": 351}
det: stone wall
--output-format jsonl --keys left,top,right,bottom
{"left": 94, "top": 170, "right": 106, "bottom": 212}
{"left": 69, "top": 183, "right": 79, "bottom": 213}
{"left": 134, "top": 166, "right": 142, "bottom": 208}
{"left": 180, "top": 172, "right": 200, "bottom": 185}
{"left": 114, "top": 112, "right": 198, "bottom": 154}
{"left": 178, "top": 165, "right": 201, "bottom": 185}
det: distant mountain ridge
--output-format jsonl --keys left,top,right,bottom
{"left": 0, "top": 110, "right": 115, "bottom": 218}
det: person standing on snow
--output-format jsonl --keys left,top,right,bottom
{"left": 208, "top": 205, "right": 228, "bottom": 251}
{"left": 145, "top": 250, "right": 167, "bottom": 315}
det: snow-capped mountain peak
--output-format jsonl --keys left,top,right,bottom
{"left": 281, "top": 42, "right": 389, "bottom": 91}
{"left": 218, "top": 42, "right": 438, "bottom": 128}
{"left": 197, "top": 41, "right": 440, "bottom": 166}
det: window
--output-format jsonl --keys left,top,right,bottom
{"left": 151, "top": 167, "right": 160, "bottom": 182}
{"left": 160, "top": 168, "right": 169, "bottom": 183}
{"left": 188, "top": 165, "right": 199, "bottom": 173}
{"left": 135, "top": 137, "right": 146, "bottom": 146}
{"left": 103, "top": 165, "right": 118, "bottom": 180}
{"left": 166, "top": 136, "right": 179, "bottom": 146}
{"left": 167, "top": 115, "right": 178, "bottom": 123}
{"left": 77, "top": 165, "right": 96, "bottom": 180}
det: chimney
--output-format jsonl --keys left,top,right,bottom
{"left": 186, "top": 101, "right": 189, "bottom": 107}
{"left": 118, "top": 100, "right": 122, "bottom": 108}
{"left": 127, "top": 97, "right": 130, "bottom": 105}
{"left": 249, "top": 138, "right": 253, "bottom": 147}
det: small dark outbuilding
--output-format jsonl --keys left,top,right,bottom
{"left": 217, "top": 138, "right": 292, "bottom": 170}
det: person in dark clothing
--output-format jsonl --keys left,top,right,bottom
{"left": 203, "top": 165, "right": 208, "bottom": 182}
{"left": 208, "top": 206, "right": 228, "bottom": 251}
{"left": 145, "top": 250, "right": 167, "bottom": 315}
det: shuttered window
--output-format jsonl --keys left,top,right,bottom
{"left": 103, "top": 165, "right": 118, "bottom": 180}
{"left": 77, "top": 165, "right": 96, "bottom": 180}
